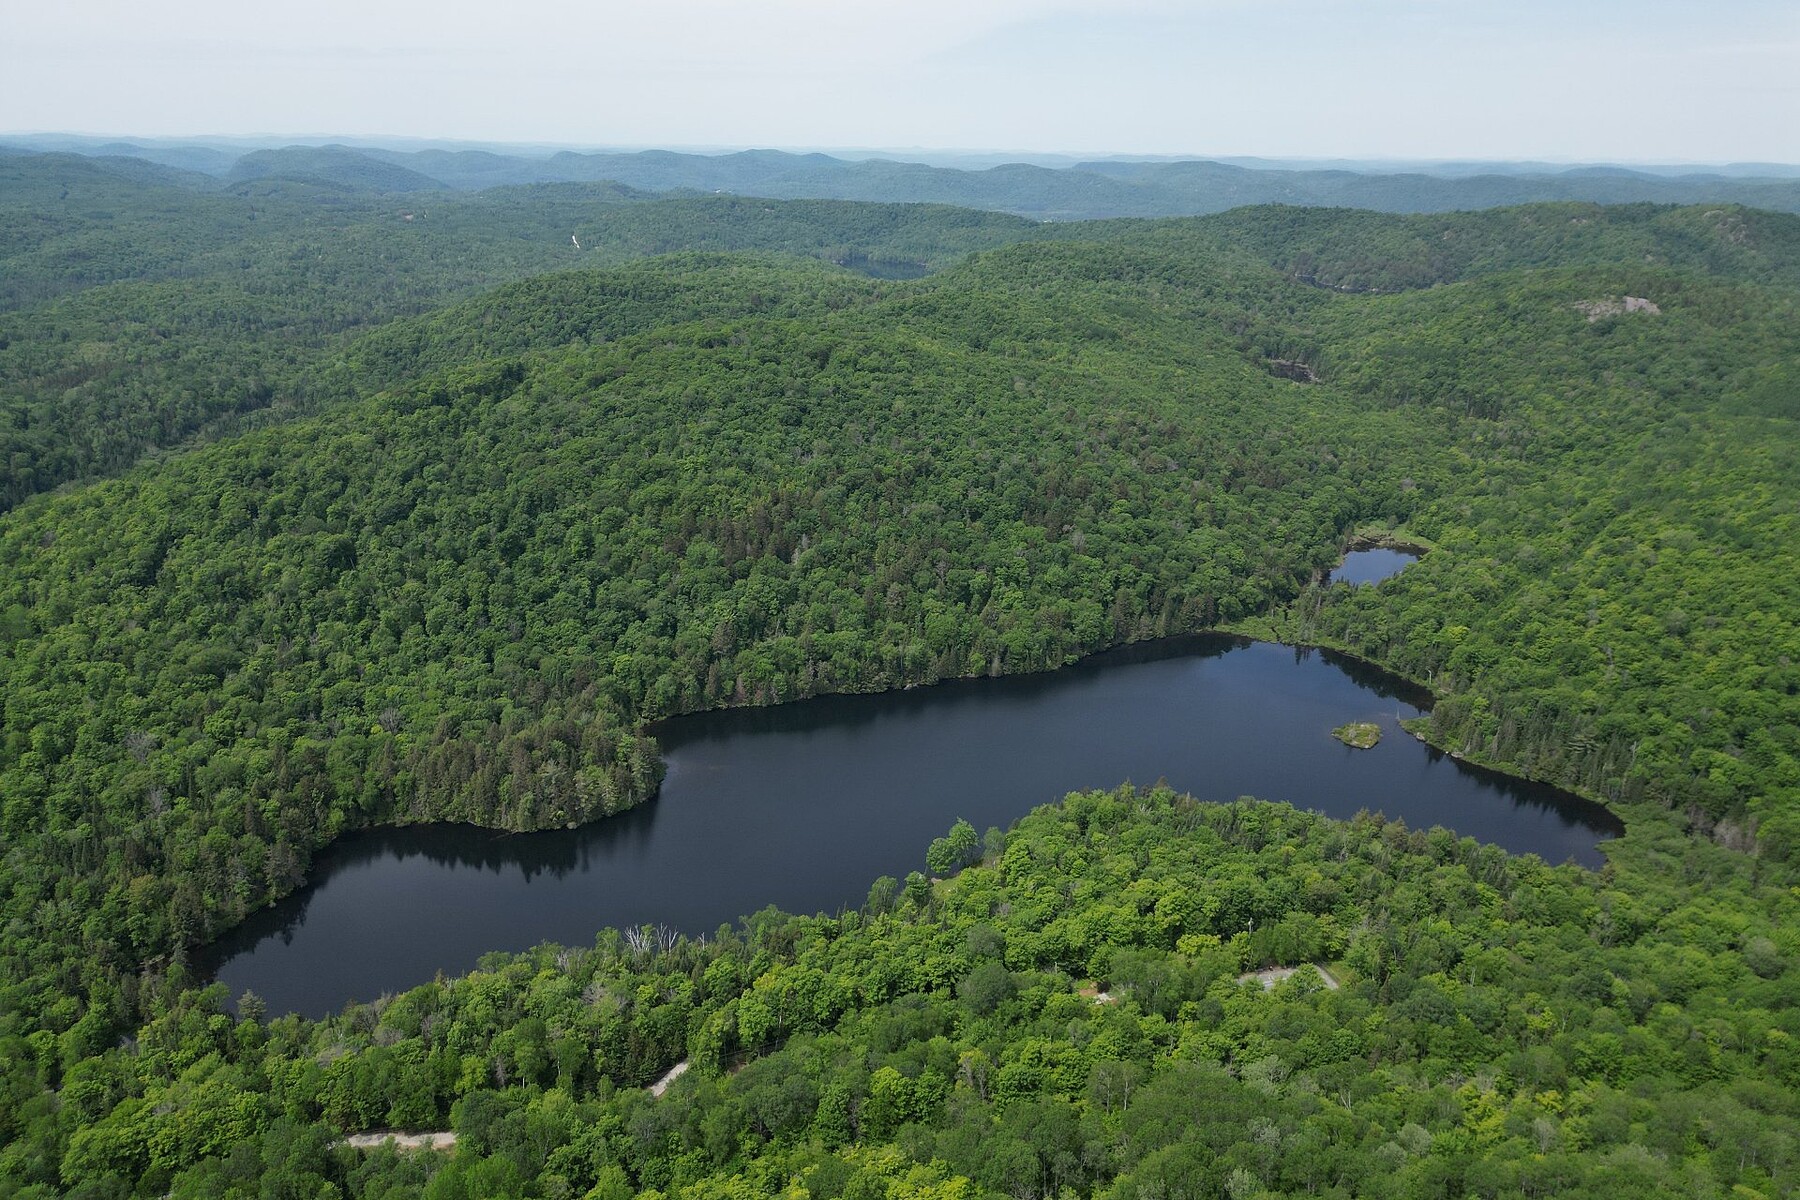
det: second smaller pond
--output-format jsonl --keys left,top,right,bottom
{"left": 1329, "top": 546, "right": 1421, "bottom": 586}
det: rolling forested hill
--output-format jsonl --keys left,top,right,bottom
{"left": 0, "top": 176, "right": 1798, "bottom": 1197}
{"left": 8, "top": 146, "right": 1798, "bottom": 514}
{"left": 224, "top": 147, "right": 453, "bottom": 195}
{"left": 0, "top": 155, "right": 1037, "bottom": 508}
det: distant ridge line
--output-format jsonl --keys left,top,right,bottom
{"left": 6, "top": 136, "right": 1800, "bottom": 219}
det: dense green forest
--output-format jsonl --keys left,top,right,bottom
{"left": 1, "top": 164, "right": 1798, "bottom": 1196}
{"left": 0, "top": 154, "right": 1035, "bottom": 507}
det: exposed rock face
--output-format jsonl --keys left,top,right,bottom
{"left": 343, "top": 1131, "right": 457, "bottom": 1152}
{"left": 1267, "top": 358, "right": 1319, "bottom": 383}
{"left": 1575, "top": 295, "right": 1662, "bottom": 321}
{"left": 650, "top": 1060, "right": 691, "bottom": 1098}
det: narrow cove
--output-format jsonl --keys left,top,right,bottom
{"left": 205, "top": 631, "right": 1620, "bottom": 1017}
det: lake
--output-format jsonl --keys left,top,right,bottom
{"left": 206, "top": 632, "right": 1620, "bottom": 1017}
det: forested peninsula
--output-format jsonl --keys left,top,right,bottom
{"left": 1, "top": 155, "right": 1797, "bottom": 1198}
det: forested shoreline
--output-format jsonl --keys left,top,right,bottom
{"left": 2, "top": 158, "right": 1797, "bottom": 1196}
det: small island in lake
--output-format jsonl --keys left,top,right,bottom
{"left": 1332, "top": 722, "right": 1382, "bottom": 749}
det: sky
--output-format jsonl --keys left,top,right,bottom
{"left": 4, "top": 0, "right": 1798, "bottom": 162}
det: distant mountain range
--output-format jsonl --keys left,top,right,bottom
{"left": 6, "top": 135, "right": 1800, "bottom": 220}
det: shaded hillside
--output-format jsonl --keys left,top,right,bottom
{"left": 224, "top": 145, "right": 453, "bottom": 194}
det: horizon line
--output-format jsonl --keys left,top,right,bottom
{"left": 5, "top": 130, "right": 1798, "bottom": 172}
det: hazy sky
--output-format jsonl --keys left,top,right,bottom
{"left": 5, "top": 0, "right": 1798, "bottom": 161}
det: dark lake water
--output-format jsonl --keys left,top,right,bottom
{"left": 1330, "top": 546, "right": 1421, "bottom": 586}
{"left": 207, "top": 634, "right": 1620, "bottom": 1017}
